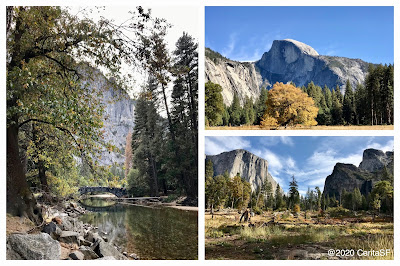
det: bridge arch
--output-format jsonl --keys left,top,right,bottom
{"left": 78, "top": 186, "right": 127, "bottom": 198}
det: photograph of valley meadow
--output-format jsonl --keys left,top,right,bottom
{"left": 205, "top": 6, "right": 394, "bottom": 130}
{"left": 205, "top": 136, "right": 394, "bottom": 260}
{"left": 6, "top": 6, "right": 198, "bottom": 260}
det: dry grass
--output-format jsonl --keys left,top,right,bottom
{"left": 206, "top": 125, "right": 394, "bottom": 130}
{"left": 205, "top": 212, "right": 394, "bottom": 260}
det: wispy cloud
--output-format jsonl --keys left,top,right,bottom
{"left": 205, "top": 136, "right": 251, "bottom": 155}
{"left": 205, "top": 137, "right": 393, "bottom": 196}
{"left": 280, "top": 136, "right": 294, "bottom": 146}
{"left": 221, "top": 32, "right": 237, "bottom": 58}
{"left": 222, "top": 31, "right": 284, "bottom": 62}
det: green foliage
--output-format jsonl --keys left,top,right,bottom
{"left": 288, "top": 175, "right": 300, "bottom": 210}
{"left": 370, "top": 181, "right": 393, "bottom": 214}
{"left": 127, "top": 168, "right": 150, "bottom": 197}
{"left": 206, "top": 175, "right": 229, "bottom": 209}
{"left": 205, "top": 47, "right": 228, "bottom": 64}
{"left": 228, "top": 93, "right": 242, "bottom": 126}
{"left": 130, "top": 31, "right": 199, "bottom": 199}
{"left": 326, "top": 206, "right": 352, "bottom": 218}
{"left": 205, "top": 81, "right": 224, "bottom": 126}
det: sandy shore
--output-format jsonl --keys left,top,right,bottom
{"left": 165, "top": 205, "right": 198, "bottom": 211}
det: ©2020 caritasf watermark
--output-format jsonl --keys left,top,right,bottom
{"left": 328, "top": 249, "right": 392, "bottom": 258}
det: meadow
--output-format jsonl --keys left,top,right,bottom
{"left": 205, "top": 210, "right": 393, "bottom": 260}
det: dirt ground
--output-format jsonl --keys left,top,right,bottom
{"left": 206, "top": 125, "right": 394, "bottom": 130}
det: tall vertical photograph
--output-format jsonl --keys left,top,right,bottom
{"left": 205, "top": 6, "right": 394, "bottom": 130}
{"left": 6, "top": 6, "right": 198, "bottom": 260}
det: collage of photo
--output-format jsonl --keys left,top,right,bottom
{"left": 3, "top": 1, "right": 397, "bottom": 263}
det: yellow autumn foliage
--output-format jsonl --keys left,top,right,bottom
{"left": 261, "top": 82, "right": 318, "bottom": 127}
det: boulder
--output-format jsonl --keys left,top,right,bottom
{"left": 59, "top": 231, "right": 80, "bottom": 245}
{"left": 57, "top": 216, "right": 85, "bottom": 235}
{"left": 42, "top": 222, "right": 57, "bottom": 235}
{"left": 69, "top": 250, "right": 85, "bottom": 260}
{"left": 129, "top": 253, "right": 139, "bottom": 260}
{"left": 78, "top": 235, "right": 92, "bottom": 246}
{"left": 92, "top": 238, "right": 127, "bottom": 260}
{"left": 7, "top": 233, "right": 61, "bottom": 260}
{"left": 96, "top": 256, "right": 116, "bottom": 260}
{"left": 79, "top": 246, "right": 100, "bottom": 260}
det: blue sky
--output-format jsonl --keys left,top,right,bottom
{"left": 205, "top": 6, "right": 394, "bottom": 64}
{"left": 205, "top": 136, "right": 394, "bottom": 195}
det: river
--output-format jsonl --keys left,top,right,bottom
{"left": 79, "top": 198, "right": 198, "bottom": 260}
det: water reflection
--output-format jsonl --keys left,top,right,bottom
{"left": 79, "top": 198, "right": 198, "bottom": 260}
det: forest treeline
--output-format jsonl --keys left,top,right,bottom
{"left": 205, "top": 160, "right": 393, "bottom": 216}
{"left": 126, "top": 32, "right": 198, "bottom": 199}
{"left": 205, "top": 64, "right": 393, "bottom": 127}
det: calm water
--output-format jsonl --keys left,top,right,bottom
{"left": 79, "top": 198, "right": 198, "bottom": 260}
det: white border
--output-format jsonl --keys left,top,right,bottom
{"left": 1, "top": 0, "right": 399, "bottom": 265}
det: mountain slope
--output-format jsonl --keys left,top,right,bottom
{"left": 205, "top": 39, "right": 370, "bottom": 105}
{"left": 87, "top": 68, "right": 135, "bottom": 166}
{"left": 206, "top": 149, "right": 281, "bottom": 194}
{"left": 323, "top": 148, "right": 393, "bottom": 197}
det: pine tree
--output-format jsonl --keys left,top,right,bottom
{"left": 331, "top": 86, "right": 343, "bottom": 125}
{"left": 274, "top": 184, "right": 284, "bottom": 210}
{"left": 255, "top": 88, "right": 268, "bottom": 125}
{"left": 171, "top": 32, "right": 198, "bottom": 198}
{"left": 229, "top": 93, "right": 242, "bottom": 126}
{"left": 343, "top": 79, "right": 356, "bottom": 125}
{"left": 288, "top": 175, "right": 300, "bottom": 210}
{"left": 205, "top": 81, "right": 224, "bottom": 126}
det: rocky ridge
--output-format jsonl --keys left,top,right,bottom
{"left": 323, "top": 148, "right": 393, "bottom": 197}
{"left": 205, "top": 39, "right": 370, "bottom": 105}
{"left": 206, "top": 149, "right": 282, "bottom": 194}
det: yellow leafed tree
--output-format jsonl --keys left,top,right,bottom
{"left": 261, "top": 82, "right": 318, "bottom": 128}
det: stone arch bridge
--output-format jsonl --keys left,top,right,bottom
{"left": 78, "top": 186, "right": 127, "bottom": 198}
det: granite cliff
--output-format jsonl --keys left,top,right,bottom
{"left": 205, "top": 39, "right": 370, "bottom": 105}
{"left": 205, "top": 149, "right": 282, "bottom": 194}
{"left": 323, "top": 148, "right": 393, "bottom": 197}
{"left": 85, "top": 68, "right": 135, "bottom": 166}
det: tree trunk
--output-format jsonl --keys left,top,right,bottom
{"left": 38, "top": 160, "right": 49, "bottom": 192}
{"left": 7, "top": 124, "right": 42, "bottom": 224}
{"left": 149, "top": 154, "right": 159, "bottom": 197}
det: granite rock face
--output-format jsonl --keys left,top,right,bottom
{"left": 205, "top": 52, "right": 264, "bottom": 105}
{"left": 6, "top": 233, "right": 61, "bottom": 260}
{"left": 205, "top": 39, "right": 370, "bottom": 105}
{"left": 359, "top": 148, "right": 394, "bottom": 172}
{"left": 206, "top": 149, "right": 281, "bottom": 194}
{"left": 82, "top": 68, "right": 135, "bottom": 166}
{"left": 323, "top": 148, "right": 393, "bottom": 197}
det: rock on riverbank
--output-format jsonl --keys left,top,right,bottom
{"left": 6, "top": 200, "right": 136, "bottom": 260}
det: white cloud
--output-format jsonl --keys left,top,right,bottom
{"left": 287, "top": 157, "right": 296, "bottom": 169}
{"left": 222, "top": 33, "right": 237, "bottom": 58}
{"left": 307, "top": 177, "right": 327, "bottom": 187}
{"left": 365, "top": 139, "right": 394, "bottom": 153}
{"left": 205, "top": 136, "right": 251, "bottom": 155}
{"left": 280, "top": 136, "right": 294, "bottom": 146}
{"left": 261, "top": 149, "right": 283, "bottom": 172}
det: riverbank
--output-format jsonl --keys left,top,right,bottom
{"left": 116, "top": 195, "right": 198, "bottom": 211}
{"left": 6, "top": 199, "right": 138, "bottom": 260}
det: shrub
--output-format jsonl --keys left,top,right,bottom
{"left": 293, "top": 204, "right": 300, "bottom": 213}
{"left": 326, "top": 206, "right": 352, "bottom": 217}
